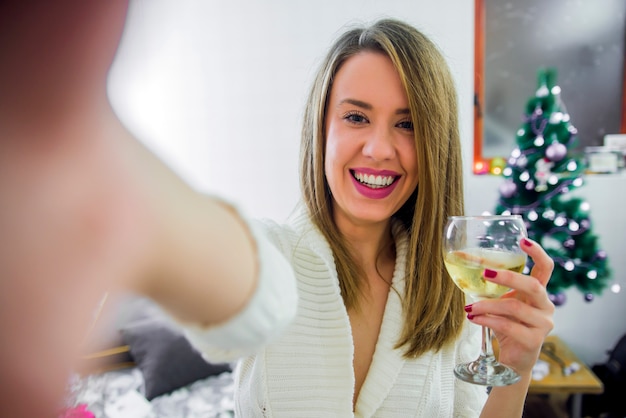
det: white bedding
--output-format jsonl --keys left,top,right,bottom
{"left": 68, "top": 368, "right": 235, "bottom": 418}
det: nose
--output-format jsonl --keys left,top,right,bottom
{"left": 362, "top": 126, "right": 396, "bottom": 161}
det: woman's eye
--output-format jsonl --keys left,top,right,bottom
{"left": 344, "top": 112, "right": 368, "bottom": 124}
{"left": 397, "top": 120, "right": 414, "bottom": 130}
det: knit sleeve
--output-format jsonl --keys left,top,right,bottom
{"left": 179, "top": 210, "right": 298, "bottom": 363}
{"left": 453, "top": 322, "right": 489, "bottom": 417}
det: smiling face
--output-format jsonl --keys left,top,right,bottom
{"left": 324, "top": 51, "right": 419, "bottom": 230}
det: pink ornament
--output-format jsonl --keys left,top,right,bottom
{"left": 549, "top": 292, "right": 567, "bottom": 306}
{"left": 545, "top": 143, "right": 567, "bottom": 162}
{"left": 60, "top": 404, "right": 95, "bottom": 418}
{"left": 499, "top": 180, "right": 517, "bottom": 198}
{"left": 534, "top": 159, "right": 554, "bottom": 191}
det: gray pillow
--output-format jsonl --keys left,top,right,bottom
{"left": 121, "top": 318, "right": 231, "bottom": 400}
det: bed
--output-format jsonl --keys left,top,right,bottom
{"left": 66, "top": 294, "right": 236, "bottom": 418}
{"left": 67, "top": 367, "right": 234, "bottom": 417}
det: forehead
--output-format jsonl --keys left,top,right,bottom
{"left": 329, "top": 51, "right": 408, "bottom": 107}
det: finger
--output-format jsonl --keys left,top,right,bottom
{"left": 469, "top": 297, "right": 554, "bottom": 332}
{"left": 520, "top": 237, "right": 554, "bottom": 287}
{"left": 468, "top": 313, "right": 548, "bottom": 357}
{"left": 467, "top": 315, "right": 552, "bottom": 376}
{"left": 483, "top": 268, "right": 554, "bottom": 310}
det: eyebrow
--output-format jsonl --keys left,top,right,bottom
{"left": 338, "top": 98, "right": 410, "bottom": 115}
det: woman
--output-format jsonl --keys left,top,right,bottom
{"left": 186, "top": 18, "right": 554, "bottom": 417}
{"left": 2, "top": 2, "right": 552, "bottom": 415}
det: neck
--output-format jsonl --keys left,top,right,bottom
{"left": 336, "top": 218, "right": 395, "bottom": 273}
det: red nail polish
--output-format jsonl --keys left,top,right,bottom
{"left": 484, "top": 269, "right": 497, "bottom": 278}
{"left": 467, "top": 313, "right": 475, "bottom": 320}
{"left": 464, "top": 304, "right": 473, "bottom": 313}
{"left": 521, "top": 238, "right": 533, "bottom": 247}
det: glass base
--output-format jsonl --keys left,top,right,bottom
{"left": 454, "top": 359, "right": 521, "bottom": 386}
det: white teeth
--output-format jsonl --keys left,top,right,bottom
{"left": 353, "top": 172, "right": 395, "bottom": 188}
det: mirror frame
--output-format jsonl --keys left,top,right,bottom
{"left": 473, "top": 0, "right": 626, "bottom": 174}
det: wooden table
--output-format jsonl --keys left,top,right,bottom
{"left": 529, "top": 335, "right": 604, "bottom": 418}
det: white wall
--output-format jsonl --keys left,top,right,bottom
{"left": 109, "top": 0, "right": 624, "bottom": 365}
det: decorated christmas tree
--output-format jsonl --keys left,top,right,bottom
{"left": 494, "top": 68, "right": 611, "bottom": 305}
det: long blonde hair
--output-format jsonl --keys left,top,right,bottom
{"left": 300, "top": 18, "right": 465, "bottom": 358}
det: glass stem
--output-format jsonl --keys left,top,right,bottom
{"left": 481, "top": 325, "right": 496, "bottom": 362}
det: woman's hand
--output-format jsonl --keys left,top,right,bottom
{"left": 467, "top": 237, "right": 555, "bottom": 377}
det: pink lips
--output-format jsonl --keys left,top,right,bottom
{"left": 350, "top": 168, "right": 400, "bottom": 199}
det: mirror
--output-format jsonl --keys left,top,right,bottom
{"left": 474, "top": 0, "right": 626, "bottom": 174}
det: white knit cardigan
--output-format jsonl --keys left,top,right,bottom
{"left": 185, "top": 211, "right": 488, "bottom": 417}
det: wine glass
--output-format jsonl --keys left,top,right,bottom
{"left": 443, "top": 215, "right": 528, "bottom": 386}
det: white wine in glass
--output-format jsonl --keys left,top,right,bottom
{"left": 443, "top": 215, "right": 528, "bottom": 386}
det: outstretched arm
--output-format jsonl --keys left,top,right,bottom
{"left": 0, "top": 2, "right": 296, "bottom": 416}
